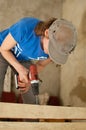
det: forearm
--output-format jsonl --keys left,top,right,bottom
{"left": 0, "top": 49, "right": 25, "bottom": 73}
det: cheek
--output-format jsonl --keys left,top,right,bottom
{"left": 44, "top": 37, "right": 49, "bottom": 43}
{"left": 44, "top": 38, "right": 49, "bottom": 54}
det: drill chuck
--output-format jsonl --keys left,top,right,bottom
{"left": 29, "top": 64, "right": 39, "bottom": 96}
{"left": 31, "top": 83, "right": 39, "bottom": 96}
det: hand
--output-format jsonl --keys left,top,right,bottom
{"left": 18, "top": 67, "right": 29, "bottom": 84}
{"left": 18, "top": 79, "right": 31, "bottom": 93}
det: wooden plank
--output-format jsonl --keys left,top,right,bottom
{"left": 0, "top": 102, "right": 86, "bottom": 120}
{"left": 0, "top": 122, "right": 86, "bottom": 130}
{"left": 3, "top": 67, "right": 12, "bottom": 92}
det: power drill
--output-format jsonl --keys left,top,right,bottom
{"left": 15, "top": 64, "right": 39, "bottom": 104}
{"left": 29, "top": 64, "right": 39, "bottom": 104}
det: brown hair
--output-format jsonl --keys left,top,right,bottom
{"left": 34, "top": 18, "right": 57, "bottom": 36}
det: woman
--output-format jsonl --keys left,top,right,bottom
{"left": 0, "top": 17, "right": 77, "bottom": 104}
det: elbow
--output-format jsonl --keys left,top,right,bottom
{"left": 0, "top": 47, "right": 5, "bottom": 54}
{"left": 0, "top": 46, "right": 10, "bottom": 52}
{"left": 0, "top": 46, "right": 4, "bottom": 54}
{"left": 0, "top": 47, "right": 10, "bottom": 58}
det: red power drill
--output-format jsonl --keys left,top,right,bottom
{"left": 15, "top": 64, "right": 39, "bottom": 104}
{"left": 29, "top": 64, "right": 39, "bottom": 96}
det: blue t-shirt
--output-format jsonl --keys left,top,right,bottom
{"left": 0, "top": 17, "right": 49, "bottom": 61}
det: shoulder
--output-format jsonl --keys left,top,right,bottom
{"left": 9, "top": 17, "right": 41, "bottom": 42}
{"left": 9, "top": 17, "right": 40, "bottom": 34}
{"left": 19, "top": 17, "right": 41, "bottom": 27}
{"left": 16, "top": 17, "right": 41, "bottom": 33}
{"left": 10, "top": 17, "right": 41, "bottom": 31}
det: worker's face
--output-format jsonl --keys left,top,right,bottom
{"left": 42, "top": 29, "right": 49, "bottom": 54}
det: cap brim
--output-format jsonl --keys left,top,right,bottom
{"left": 48, "top": 40, "right": 69, "bottom": 65}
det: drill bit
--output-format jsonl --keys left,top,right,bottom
{"left": 35, "top": 95, "right": 39, "bottom": 104}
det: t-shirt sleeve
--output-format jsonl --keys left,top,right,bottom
{"left": 9, "top": 20, "right": 26, "bottom": 43}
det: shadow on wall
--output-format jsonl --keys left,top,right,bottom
{"left": 70, "top": 77, "right": 86, "bottom": 103}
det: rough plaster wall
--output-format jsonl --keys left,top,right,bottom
{"left": 60, "top": 0, "right": 86, "bottom": 106}
{"left": 0, "top": 0, "right": 62, "bottom": 97}
{"left": 0, "top": 0, "right": 62, "bottom": 29}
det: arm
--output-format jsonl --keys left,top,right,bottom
{"left": 0, "top": 33, "right": 29, "bottom": 83}
{"left": 36, "top": 58, "right": 52, "bottom": 72}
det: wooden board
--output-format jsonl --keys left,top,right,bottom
{"left": 0, "top": 102, "right": 86, "bottom": 120}
{"left": 0, "top": 122, "right": 86, "bottom": 130}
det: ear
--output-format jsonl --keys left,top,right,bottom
{"left": 44, "top": 29, "right": 49, "bottom": 38}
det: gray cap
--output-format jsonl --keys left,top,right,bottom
{"left": 48, "top": 19, "right": 77, "bottom": 65}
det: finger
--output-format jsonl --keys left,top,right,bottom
{"left": 19, "top": 86, "right": 30, "bottom": 94}
{"left": 20, "top": 88, "right": 29, "bottom": 94}
{"left": 21, "top": 76, "right": 29, "bottom": 83}
{"left": 24, "top": 75, "right": 30, "bottom": 84}
{"left": 19, "top": 87, "right": 26, "bottom": 91}
{"left": 18, "top": 83, "right": 26, "bottom": 87}
{"left": 19, "top": 85, "right": 29, "bottom": 90}
{"left": 18, "top": 81, "right": 31, "bottom": 87}
{"left": 18, "top": 76, "right": 28, "bottom": 84}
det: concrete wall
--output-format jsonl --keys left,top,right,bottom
{"left": 0, "top": 0, "right": 62, "bottom": 97}
{"left": 60, "top": 0, "right": 86, "bottom": 106}
{"left": 0, "top": 0, "right": 62, "bottom": 28}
